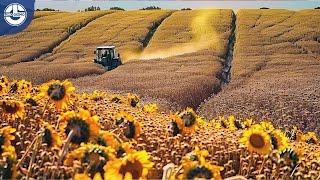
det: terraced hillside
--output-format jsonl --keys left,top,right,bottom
{"left": 0, "top": 10, "right": 173, "bottom": 83}
{"left": 199, "top": 9, "right": 320, "bottom": 135}
{"left": 0, "top": 11, "right": 111, "bottom": 66}
{"left": 74, "top": 9, "right": 234, "bottom": 110}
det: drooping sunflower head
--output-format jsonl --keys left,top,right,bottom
{"left": 60, "top": 109, "right": 100, "bottom": 144}
{"left": 260, "top": 120, "right": 275, "bottom": 133}
{"left": 42, "top": 122, "right": 62, "bottom": 148}
{"left": 239, "top": 127, "right": 272, "bottom": 155}
{"left": 270, "top": 130, "right": 290, "bottom": 151}
{"left": 104, "top": 150, "right": 154, "bottom": 180}
{"left": 65, "top": 143, "right": 115, "bottom": 176}
{"left": 168, "top": 114, "right": 184, "bottom": 136}
{"left": 39, "top": 80, "right": 75, "bottom": 110}
{"left": 113, "top": 111, "right": 133, "bottom": 126}
{"left": 114, "top": 111, "right": 142, "bottom": 140}
{"left": 178, "top": 108, "right": 198, "bottom": 133}
{"left": 142, "top": 103, "right": 158, "bottom": 114}
{"left": 127, "top": 93, "right": 140, "bottom": 107}
{"left": 0, "top": 126, "right": 16, "bottom": 160}
{"left": 0, "top": 82, "right": 8, "bottom": 95}
{"left": 280, "top": 148, "right": 299, "bottom": 167}
{"left": 96, "top": 131, "right": 119, "bottom": 149}
{"left": 304, "top": 132, "right": 318, "bottom": 144}
{"left": 182, "top": 161, "right": 222, "bottom": 180}
{"left": 0, "top": 99, "right": 25, "bottom": 120}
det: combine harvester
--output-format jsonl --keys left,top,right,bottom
{"left": 93, "top": 45, "right": 122, "bottom": 70}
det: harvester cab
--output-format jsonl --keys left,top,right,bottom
{"left": 94, "top": 46, "right": 122, "bottom": 70}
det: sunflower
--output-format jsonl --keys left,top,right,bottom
{"left": 42, "top": 122, "right": 62, "bottom": 148}
{"left": 25, "top": 94, "right": 38, "bottom": 107}
{"left": 16, "top": 79, "right": 32, "bottom": 97}
{"left": 39, "top": 80, "right": 75, "bottom": 110}
{"left": 181, "top": 160, "right": 222, "bottom": 180}
{"left": 182, "top": 146, "right": 209, "bottom": 165}
{"left": 270, "top": 130, "right": 289, "bottom": 151}
{"left": 304, "top": 132, "right": 318, "bottom": 144}
{"left": 127, "top": 93, "right": 140, "bottom": 107}
{"left": 0, "top": 126, "right": 16, "bottom": 159}
{"left": 0, "top": 99, "right": 25, "bottom": 120}
{"left": 168, "top": 114, "right": 184, "bottom": 136}
{"left": 90, "top": 90, "right": 104, "bottom": 101}
{"left": 114, "top": 111, "right": 142, "bottom": 140}
{"left": 60, "top": 109, "right": 100, "bottom": 144}
{"left": 243, "top": 118, "right": 253, "bottom": 128}
{"left": 178, "top": 108, "right": 198, "bottom": 134}
{"left": 115, "top": 142, "right": 135, "bottom": 158}
{"left": 260, "top": 121, "right": 275, "bottom": 133}
{"left": 0, "top": 82, "right": 8, "bottom": 95}
{"left": 104, "top": 151, "right": 154, "bottom": 180}
{"left": 65, "top": 143, "right": 115, "bottom": 176}
{"left": 239, "top": 127, "right": 272, "bottom": 155}
{"left": 142, "top": 103, "right": 158, "bottom": 113}
{"left": 97, "top": 131, "right": 119, "bottom": 149}
{"left": 227, "top": 115, "right": 242, "bottom": 130}
{"left": 110, "top": 94, "right": 123, "bottom": 103}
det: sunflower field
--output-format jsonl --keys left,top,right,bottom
{"left": 0, "top": 75, "right": 319, "bottom": 179}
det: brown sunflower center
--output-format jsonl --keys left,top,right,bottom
{"left": 119, "top": 160, "right": 143, "bottom": 179}
{"left": 47, "top": 84, "right": 66, "bottom": 101}
{"left": 181, "top": 112, "right": 196, "bottom": 127}
{"left": 186, "top": 166, "right": 213, "bottom": 179}
{"left": 65, "top": 117, "right": 90, "bottom": 144}
{"left": 1, "top": 102, "right": 19, "bottom": 114}
{"left": 43, "top": 128, "right": 53, "bottom": 147}
{"left": 169, "top": 121, "right": 180, "bottom": 136}
{"left": 123, "top": 121, "right": 136, "bottom": 139}
{"left": 249, "top": 134, "right": 265, "bottom": 149}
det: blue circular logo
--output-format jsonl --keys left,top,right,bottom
{"left": 4, "top": 3, "right": 27, "bottom": 26}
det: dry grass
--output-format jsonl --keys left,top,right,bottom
{"left": 73, "top": 9, "right": 234, "bottom": 110}
{"left": 0, "top": 11, "right": 112, "bottom": 66}
{"left": 199, "top": 9, "right": 320, "bottom": 136}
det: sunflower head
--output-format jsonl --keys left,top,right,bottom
{"left": 168, "top": 114, "right": 184, "bottom": 136}
{"left": 183, "top": 146, "right": 209, "bottom": 165}
{"left": 304, "top": 132, "right": 318, "bottom": 144}
{"left": 16, "top": 80, "right": 32, "bottom": 96}
{"left": 127, "top": 93, "right": 140, "bottom": 107}
{"left": 60, "top": 109, "right": 100, "bottom": 144}
{"left": 0, "top": 76, "right": 9, "bottom": 86}
{"left": 39, "top": 80, "right": 75, "bottom": 110}
{"left": 243, "top": 118, "right": 254, "bottom": 128}
{"left": 0, "top": 99, "right": 25, "bottom": 120}
{"left": 0, "top": 83, "right": 8, "bottom": 95}
{"left": 260, "top": 121, "right": 275, "bottom": 133}
{"left": 239, "top": 126, "right": 272, "bottom": 155}
{"left": 65, "top": 143, "right": 115, "bottom": 176}
{"left": 115, "top": 142, "right": 134, "bottom": 158}
{"left": 104, "top": 151, "right": 154, "bottom": 180}
{"left": 114, "top": 112, "right": 142, "bottom": 140}
{"left": 114, "top": 111, "right": 133, "bottom": 126}
{"left": 270, "top": 130, "right": 289, "bottom": 151}
{"left": 42, "top": 123, "right": 62, "bottom": 148}
{"left": 96, "top": 131, "right": 119, "bottom": 149}
{"left": 0, "top": 126, "right": 16, "bottom": 160}
{"left": 182, "top": 160, "right": 222, "bottom": 180}
{"left": 178, "top": 108, "right": 198, "bottom": 133}
{"left": 25, "top": 94, "right": 38, "bottom": 107}
{"left": 110, "top": 94, "right": 123, "bottom": 103}
{"left": 142, "top": 103, "right": 158, "bottom": 113}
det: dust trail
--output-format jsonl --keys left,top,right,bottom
{"left": 135, "top": 10, "right": 223, "bottom": 60}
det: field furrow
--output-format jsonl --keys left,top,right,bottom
{"left": 0, "top": 11, "right": 113, "bottom": 66}
{"left": 199, "top": 9, "right": 320, "bottom": 135}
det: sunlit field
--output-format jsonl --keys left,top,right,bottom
{"left": 0, "top": 77, "right": 319, "bottom": 179}
{"left": 199, "top": 9, "right": 320, "bottom": 136}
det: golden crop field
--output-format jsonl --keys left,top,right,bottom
{"left": 73, "top": 9, "right": 234, "bottom": 110}
{"left": 199, "top": 9, "right": 320, "bottom": 136}
{"left": 0, "top": 78, "right": 319, "bottom": 179}
{"left": 0, "top": 11, "right": 112, "bottom": 66}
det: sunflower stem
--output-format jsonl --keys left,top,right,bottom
{"left": 26, "top": 135, "right": 41, "bottom": 180}
{"left": 16, "top": 133, "right": 41, "bottom": 168}
{"left": 258, "top": 156, "right": 266, "bottom": 174}
{"left": 58, "top": 129, "right": 75, "bottom": 165}
{"left": 41, "top": 99, "right": 50, "bottom": 118}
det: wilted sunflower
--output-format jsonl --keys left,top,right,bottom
{"left": 178, "top": 108, "right": 198, "bottom": 134}
{"left": 142, "top": 103, "right": 158, "bottom": 113}
{"left": 65, "top": 143, "right": 115, "bottom": 176}
{"left": 0, "top": 99, "right": 25, "bottom": 120}
{"left": 39, "top": 80, "right": 75, "bottom": 110}
{"left": 97, "top": 131, "right": 119, "bottom": 149}
{"left": 304, "top": 132, "right": 318, "bottom": 144}
{"left": 168, "top": 114, "right": 184, "bottom": 136}
{"left": 260, "top": 121, "right": 275, "bottom": 133}
{"left": 127, "top": 93, "right": 140, "bottom": 107}
{"left": 270, "top": 130, "right": 289, "bottom": 151}
{"left": 104, "top": 151, "right": 154, "bottom": 180}
{"left": 0, "top": 126, "right": 16, "bottom": 159}
{"left": 0, "top": 83, "right": 8, "bottom": 95}
{"left": 239, "top": 127, "right": 272, "bottom": 155}
{"left": 60, "top": 109, "right": 100, "bottom": 144}
{"left": 42, "top": 122, "right": 62, "bottom": 148}
{"left": 180, "top": 160, "right": 222, "bottom": 180}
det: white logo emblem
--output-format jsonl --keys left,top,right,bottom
{"left": 4, "top": 3, "right": 27, "bottom": 26}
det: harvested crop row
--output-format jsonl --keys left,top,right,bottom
{"left": 199, "top": 9, "right": 320, "bottom": 136}
{"left": 0, "top": 10, "right": 112, "bottom": 66}
{"left": 74, "top": 9, "right": 234, "bottom": 110}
